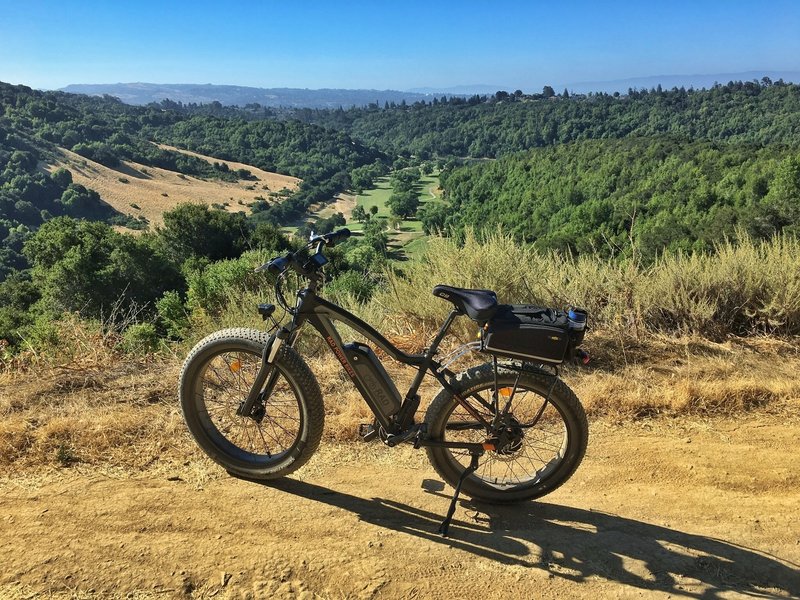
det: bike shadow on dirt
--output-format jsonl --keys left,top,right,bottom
{"left": 240, "top": 475, "right": 800, "bottom": 598}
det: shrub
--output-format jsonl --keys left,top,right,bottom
{"left": 159, "top": 203, "right": 249, "bottom": 265}
{"left": 23, "top": 217, "right": 182, "bottom": 322}
{"left": 186, "top": 251, "right": 270, "bottom": 314}
{"left": 156, "top": 291, "right": 190, "bottom": 339}
{"left": 17, "top": 315, "right": 61, "bottom": 352}
{"left": 325, "top": 270, "right": 376, "bottom": 304}
{"left": 120, "top": 323, "right": 161, "bottom": 354}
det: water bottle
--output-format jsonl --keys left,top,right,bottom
{"left": 567, "top": 308, "right": 587, "bottom": 332}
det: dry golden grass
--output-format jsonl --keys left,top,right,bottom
{"left": 373, "top": 230, "right": 800, "bottom": 340}
{"left": 0, "top": 317, "right": 190, "bottom": 475}
{"left": 44, "top": 145, "right": 299, "bottom": 228}
{"left": 1, "top": 314, "right": 798, "bottom": 477}
{"left": 569, "top": 332, "right": 800, "bottom": 419}
{"left": 307, "top": 192, "right": 357, "bottom": 221}
{"left": 154, "top": 144, "right": 295, "bottom": 182}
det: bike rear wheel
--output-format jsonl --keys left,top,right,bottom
{"left": 425, "top": 362, "right": 588, "bottom": 504}
{"left": 179, "top": 328, "right": 324, "bottom": 480}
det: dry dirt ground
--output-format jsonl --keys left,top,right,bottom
{"left": 1, "top": 413, "right": 798, "bottom": 599}
{"left": 44, "top": 146, "right": 299, "bottom": 228}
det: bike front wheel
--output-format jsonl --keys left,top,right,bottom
{"left": 424, "top": 362, "right": 588, "bottom": 504}
{"left": 179, "top": 328, "right": 325, "bottom": 480}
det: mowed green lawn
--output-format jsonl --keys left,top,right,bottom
{"left": 284, "top": 172, "right": 442, "bottom": 259}
{"left": 350, "top": 174, "right": 440, "bottom": 239}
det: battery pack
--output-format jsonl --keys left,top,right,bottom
{"left": 343, "top": 342, "right": 402, "bottom": 419}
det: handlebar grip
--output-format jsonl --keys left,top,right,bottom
{"left": 324, "top": 228, "right": 351, "bottom": 247}
{"left": 267, "top": 255, "right": 291, "bottom": 275}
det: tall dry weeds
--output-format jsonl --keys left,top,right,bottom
{"left": 367, "top": 230, "right": 800, "bottom": 341}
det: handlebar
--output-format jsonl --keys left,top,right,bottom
{"left": 313, "top": 227, "right": 351, "bottom": 247}
{"left": 265, "top": 255, "right": 290, "bottom": 275}
{"left": 257, "top": 228, "right": 351, "bottom": 277}
{"left": 255, "top": 227, "right": 350, "bottom": 314}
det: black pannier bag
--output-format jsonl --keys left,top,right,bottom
{"left": 481, "top": 305, "right": 587, "bottom": 364}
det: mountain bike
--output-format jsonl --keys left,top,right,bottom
{"left": 179, "top": 228, "right": 589, "bottom": 535}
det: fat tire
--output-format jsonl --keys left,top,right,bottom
{"left": 179, "top": 328, "right": 324, "bottom": 480}
{"left": 424, "top": 362, "right": 588, "bottom": 504}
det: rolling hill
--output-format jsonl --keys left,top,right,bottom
{"left": 43, "top": 144, "right": 299, "bottom": 229}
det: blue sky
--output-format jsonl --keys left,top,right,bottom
{"left": 1, "top": 1, "right": 799, "bottom": 90}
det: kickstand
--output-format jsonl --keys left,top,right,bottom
{"left": 438, "top": 452, "right": 481, "bottom": 537}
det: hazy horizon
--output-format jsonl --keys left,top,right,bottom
{"left": 1, "top": 1, "right": 798, "bottom": 92}
{"left": 53, "top": 70, "right": 800, "bottom": 103}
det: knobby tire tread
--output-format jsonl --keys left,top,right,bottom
{"left": 424, "top": 362, "right": 588, "bottom": 504}
{"left": 179, "top": 328, "right": 325, "bottom": 480}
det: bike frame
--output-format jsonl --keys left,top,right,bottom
{"left": 244, "top": 283, "right": 502, "bottom": 454}
{"left": 297, "top": 289, "right": 494, "bottom": 435}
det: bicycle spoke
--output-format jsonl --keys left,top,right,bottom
{"left": 443, "top": 380, "right": 570, "bottom": 488}
{"left": 197, "top": 348, "right": 303, "bottom": 462}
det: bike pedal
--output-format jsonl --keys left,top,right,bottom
{"left": 358, "top": 423, "right": 378, "bottom": 442}
{"left": 385, "top": 424, "right": 423, "bottom": 448}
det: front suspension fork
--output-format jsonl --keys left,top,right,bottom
{"left": 236, "top": 328, "right": 289, "bottom": 418}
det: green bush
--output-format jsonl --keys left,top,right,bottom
{"left": 120, "top": 323, "right": 161, "bottom": 354}
{"left": 325, "top": 270, "right": 376, "bottom": 304}
{"left": 186, "top": 250, "right": 270, "bottom": 314}
{"left": 156, "top": 290, "right": 190, "bottom": 339}
{"left": 17, "top": 315, "right": 60, "bottom": 351}
{"left": 23, "top": 217, "right": 182, "bottom": 322}
{"left": 0, "top": 273, "right": 40, "bottom": 344}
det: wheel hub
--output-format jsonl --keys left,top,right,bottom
{"left": 495, "top": 418, "right": 525, "bottom": 456}
{"left": 238, "top": 399, "right": 266, "bottom": 423}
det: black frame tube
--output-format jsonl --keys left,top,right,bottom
{"left": 288, "top": 289, "right": 494, "bottom": 434}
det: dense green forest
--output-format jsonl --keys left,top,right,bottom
{"left": 434, "top": 138, "right": 800, "bottom": 258}
{"left": 2, "top": 78, "right": 800, "bottom": 351}
{"left": 297, "top": 80, "right": 800, "bottom": 157}
{"left": 296, "top": 80, "right": 800, "bottom": 259}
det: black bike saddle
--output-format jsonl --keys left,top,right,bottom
{"left": 432, "top": 285, "right": 499, "bottom": 322}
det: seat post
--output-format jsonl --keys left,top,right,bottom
{"left": 396, "top": 309, "right": 460, "bottom": 430}
{"left": 426, "top": 309, "right": 460, "bottom": 358}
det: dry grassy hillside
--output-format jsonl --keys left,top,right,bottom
{"left": 44, "top": 145, "right": 299, "bottom": 228}
{"left": 1, "top": 317, "right": 798, "bottom": 475}
{"left": 311, "top": 192, "right": 357, "bottom": 221}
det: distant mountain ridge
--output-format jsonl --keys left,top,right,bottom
{"left": 59, "top": 83, "right": 442, "bottom": 108}
{"left": 406, "top": 84, "right": 511, "bottom": 95}
{"left": 62, "top": 72, "right": 800, "bottom": 108}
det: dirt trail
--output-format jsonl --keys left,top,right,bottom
{"left": 1, "top": 416, "right": 799, "bottom": 599}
